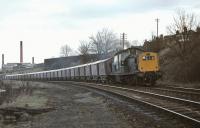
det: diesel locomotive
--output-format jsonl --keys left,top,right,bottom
{"left": 2, "top": 47, "right": 161, "bottom": 85}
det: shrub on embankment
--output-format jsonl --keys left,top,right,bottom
{"left": 144, "top": 9, "right": 200, "bottom": 83}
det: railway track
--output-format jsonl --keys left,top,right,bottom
{"left": 54, "top": 81, "right": 200, "bottom": 126}
{"left": 129, "top": 86, "right": 200, "bottom": 102}
{"left": 158, "top": 85, "right": 200, "bottom": 94}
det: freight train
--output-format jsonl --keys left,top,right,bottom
{"left": 2, "top": 47, "right": 161, "bottom": 85}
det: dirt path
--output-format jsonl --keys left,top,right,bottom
{"left": 0, "top": 81, "right": 193, "bottom": 128}
{"left": 0, "top": 81, "right": 132, "bottom": 128}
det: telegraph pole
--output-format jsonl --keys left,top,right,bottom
{"left": 120, "top": 33, "right": 127, "bottom": 50}
{"left": 155, "top": 18, "right": 159, "bottom": 37}
{"left": 122, "top": 33, "right": 125, "bottom": 49}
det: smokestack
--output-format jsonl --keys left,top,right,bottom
{"left": 32, "top": 57, "right": 34, "bottom": 64}
{"left": 2, "top": 54, "right": 4, "bottom": 69}
{"left": 20, "top": 41, "right": 23, "bottom": 63}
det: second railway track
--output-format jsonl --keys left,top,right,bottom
{"left": 53, "top": 81, "right": 200, "bottom": 126}
{"left": 127, "top": 86, "right": 200, "bottom": 102}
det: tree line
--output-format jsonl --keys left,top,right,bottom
{"left": 60, "top": 28, "right": 133, "bottom": 57}
{"left": 144, "top": 9, "right": 200, "bottom": 61}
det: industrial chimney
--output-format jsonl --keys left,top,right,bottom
{"left": 20, "top": 41, "right": 23, "bottom": 63}
{"left": 2, "top": 54, "right": 4, "bottom": 69}
{"left": 32, "top": 57, "right": 34, "bottom": 64}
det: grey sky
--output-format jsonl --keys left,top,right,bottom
{"left": 0, "top": 0, "right": 199, "bottom": 66}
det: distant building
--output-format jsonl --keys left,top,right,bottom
{"left": 2, "top": 63, "right": 18, "bottom": 72}
{"left": 2, "top": 63, "right": 34, "bottom": 72}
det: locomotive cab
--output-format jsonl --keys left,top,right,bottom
{"left": 112, "top": 47, "right": 143, "bottom": 74}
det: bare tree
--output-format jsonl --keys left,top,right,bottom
{"left": 167, "top": 9, "right": 197, "bottom": 35}
{"left": 89, "top": 28, "right": 119, "bottom": 54}
{"left": 166, "top": 9, "right": 198, "bottom": 61}
{"left": 78, "top": 41, "right": 91, "bottom": 55}
{"left": 60, "top": 44, "right": 72, "bottom": 57}
{"left": 165, "top": 9, "right": 200, "bottom": 82}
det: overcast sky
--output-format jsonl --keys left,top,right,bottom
{"left": 0, "top": 0, "right": 200, "bottom": 66}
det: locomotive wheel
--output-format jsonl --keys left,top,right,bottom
{"left": 126, "top": 76, "right": 131, "bottom": 85}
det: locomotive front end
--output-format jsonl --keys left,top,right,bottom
{"left": 138, "top": 52, "right": 161, "bottom": 84}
